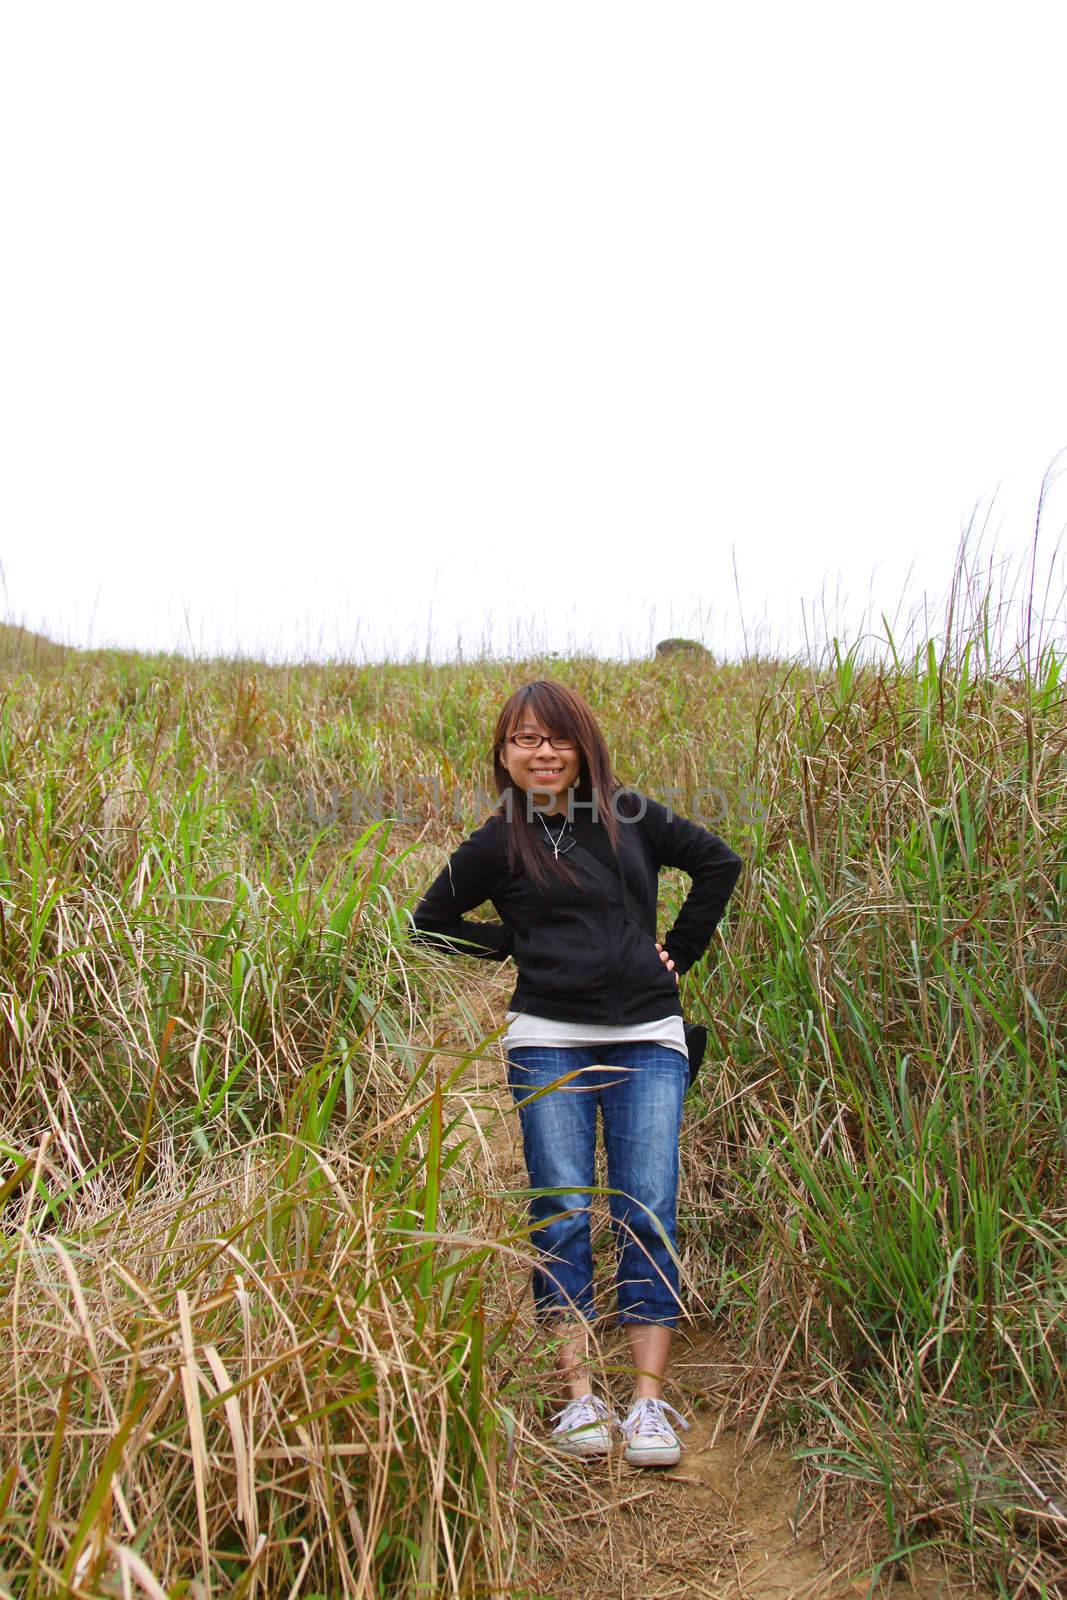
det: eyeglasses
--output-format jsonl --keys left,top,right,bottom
{"left": 506, "top": 732, "right": 577, "bottom": 751}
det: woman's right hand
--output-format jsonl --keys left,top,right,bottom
{"left": 654, "top": 941, "right": 679, "bottom": 985}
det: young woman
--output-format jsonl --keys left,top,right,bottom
{"left": 410, "top": 680, "right": 743, "bottom": 1467}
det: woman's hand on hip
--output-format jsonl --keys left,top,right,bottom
{"left": 655, "top": 941, "right": 679, "bottom": 985}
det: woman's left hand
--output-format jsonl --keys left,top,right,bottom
{"left": 655, "top": 941, "right": 679, "bottom": 985}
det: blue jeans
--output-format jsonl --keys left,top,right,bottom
{"left": 505, "top": 1042, "right": 688, "bottom": 1327}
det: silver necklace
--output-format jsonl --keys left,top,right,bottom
{"left": 537, "top": 810, "right": 572, "bottom": 859}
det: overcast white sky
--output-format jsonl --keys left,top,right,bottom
{"left": 2, "top": 2, "right": 1065, "bottom": 666}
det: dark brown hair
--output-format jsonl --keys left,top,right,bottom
{"left": 488, "top": 679, "right": 625, "bottom": 889}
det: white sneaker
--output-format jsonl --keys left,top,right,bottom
{"left": 620, "top": 1396, "right": 689, "bottom": 1467}
{"left": 548, "top": 1393, "right": 617, "bottom": 1459}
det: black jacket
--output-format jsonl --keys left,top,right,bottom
{"left": 410, "top": 787, "right": 744, "bottom": 1027}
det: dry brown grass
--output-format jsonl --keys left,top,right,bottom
{"left": 0, "top": 529, "right": 1064, "bottom": 1593}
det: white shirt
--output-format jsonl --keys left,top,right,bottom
{"left": 503, "top": 1009, "right": 689, "bottom": 1061}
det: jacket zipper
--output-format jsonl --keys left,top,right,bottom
{"left": 604, "top": 854, "right": 627, "bottom": 1023}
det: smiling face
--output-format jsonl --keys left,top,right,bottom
{"left": 498, "top": 711, "right": 583, "bottom": 816}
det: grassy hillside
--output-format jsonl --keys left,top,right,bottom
{"left": 0, "top": 622, "right": 72, "bottom": 672}
{"left": 0, "top": 612, "right": 1063, "bottom": 1595}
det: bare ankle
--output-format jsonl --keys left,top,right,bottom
{"left": 558, "top": 1362, "right": 593, "bottom": 1400}
{"left": 553, "top": 1326, "right": 593, "bottom": 1400}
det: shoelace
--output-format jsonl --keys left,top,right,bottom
{"left": 620, "top": 1397, "right": 690, "bottom": 1440}
{"left": 549, "top": 1394, "right": 617, "bottom": 1434}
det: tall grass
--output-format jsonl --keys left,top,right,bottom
{"left": 0, "top": 530, "right": 1064, "bottom": 1594}
{"left": 0, "top": 665, "right": 539, "bottom": 1594}
{"left": 681, "top": 609, "right": 1066, "bottom": 1593}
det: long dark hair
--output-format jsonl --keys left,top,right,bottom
{"left": 488, "top": 679, "right": 625, "bottom": 889}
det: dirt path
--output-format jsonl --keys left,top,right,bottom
{"left": 438, "top": 1026, "right": 981, "bottom": 1600}
{"left": 521, "top": 1332, "right": 974, "bottom": 1600}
